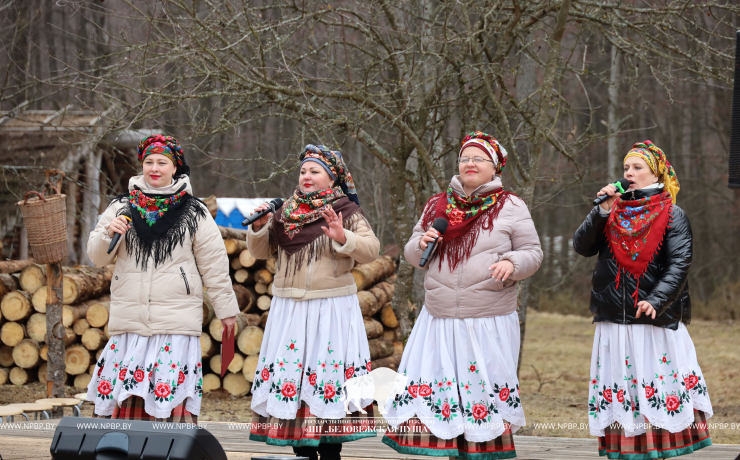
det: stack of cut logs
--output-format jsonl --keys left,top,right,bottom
{"left": 0, "top": 260, "right": 113, "bottom": 389}
{"left": 0, "top": 227, "right": 401, "bottom": 399}
{"left": 209, "top": 227, "right": 402, "bottom": 397}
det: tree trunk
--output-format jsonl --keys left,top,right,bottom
{"left": 254, "top": 269, "right": 273, "bottom": 285}
{"left": 81, "top": 328, "right": 104, "bottom": 351}
{"left": 26, "top": 313, "right": 47, "bottom": 342}
{"left": 85, "top": 301, "right": 109, "bottom": 328}
{"left": 242, "top": 355, "right": 259, "bottom": 382}
{"left": 200, "top": 332, "right": 217, "bottom": 358}
{"left": 607, "top": 44, "right": 620, "bottom": 180}
{"left": 72, "top": 318, "right": 91, "bottom": 336}
{"left": 363, "top": 318, "right": 384, "bottom": 339}
{"left": 222, "top": 373, "right": 251, "bottom": 396}
{"left": 62, "top": 304, "right": 89, "bottom": 327}
{"left": 219, "top": 226, "right": 248, "bottom": 240}
{"left": 202, "top": 373, "right": 221, "bottom": 393}
{"left": 0, "top": 345, "right": 15, "bottom": 366}
{"left": 232, "top": 284, "right": 255, "bottom": 312}
{"left": 380, "top": 303, "right": 399, "bottom": 328}
{"left": 256, "top": 295, "right": 271, "bottom": 311}
{"left": 64, "top": 344, "right": 91, "bottom": 375}
{"left": 1, "top": 322, "right": 25, "bottom": 347}
{"left": 1, "top": 291, "right": 32, "bottom": 322}
{"left": 351, "top": 256, "right": 396, "bottom": 290}
{"left": 19, "top": 264, "right": 46, "bottom": 293}
{"left": 239, "top": 250, "right": 257, "bottom": 268}
{"left": 0, "top": 259, "right": 35, "bottom": 274}
{"left": 515, "top": 0, "right": 572, "bottom": 376}
{"left": 46, "top": 263, "right": 66, "bottom": 398}
{"left": 73, "top": 373, "right": 92, "bottom": 389}
{"left": 234, "top": 269, "right": 254, "bottom": 285}
{"left": 62, "top": 265, "right": 112, "bottom": 305}
{"left": 368, "top": 337, "right": 393, "bottom": 360}
{"left": 0, "top": 274, "right": 20, "bottom": 298}
{"left": 9, "top": 366, "right": 34, "bottom": 385}
{"left": 237, "top": 326, "right": 264, "bottom": 356}
{"left": 224, "top": 238, "right": 247, "bottom": 255}
{"left": 12, "top": 338, "right": 40, "bottom": 368}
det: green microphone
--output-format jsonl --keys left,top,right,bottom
{"left": 593, "top": 178, "right": 629, "bottom": 206}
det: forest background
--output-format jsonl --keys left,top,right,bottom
{"left": 2, "top": 0, "right": 740, "bottom": 361}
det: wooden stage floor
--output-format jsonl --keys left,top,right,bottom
{"left": 0, "top": 420, "right": 737, "bottom": 460}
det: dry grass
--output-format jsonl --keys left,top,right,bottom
{"left": 1, "top": 310, "right": 736, "bottom": 444}
{"left": 518, "top": 310, "right": 740, "bottom": 444}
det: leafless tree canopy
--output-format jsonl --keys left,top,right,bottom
{"left": 2, "top": 0, "right": 739, "bottom": 344}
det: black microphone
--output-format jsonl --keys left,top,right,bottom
{"left": 107, "top": 208, "right": 132, "bottom": 254}
{"left": 419, "top": 218, "right": 449, "bottom": 268}
{"left": 241, "top": 198, "right": 284, "bottom": 227}
{"left": 593, "top": 178, "right": 630, "bottom": 206}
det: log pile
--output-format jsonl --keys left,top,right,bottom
{"left": 0, "top": 262, "right": 113, "bottom": 387}
{"left": 0, "top": 226, "right": 402, "bottom": 396}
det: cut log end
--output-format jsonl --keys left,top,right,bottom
{"left": 19, "top": 265, "right": 46, "bottom": 293}
{"left": 65, "top": 344, "right": 91, "bottom": 375}
{"left": 1, "top": 322, "right": 25, "bottom": 347}
{"left": 12, "top": 339, "right": 40, "bottom": 369}
{"left": 237, "top": 326, "right": 264, "bottom": 356}
{"left": 222, "top": 373, "right": 251, "bottom": 396}
{"left": 242, "top": 355, "right": 260, "bottom": 382}
{"left": 202, "top": 373, "right": 221, "bottom": 393}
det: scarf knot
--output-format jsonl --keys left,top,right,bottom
{"left": 421, "top": 184, "right": 514, "bottom": 271}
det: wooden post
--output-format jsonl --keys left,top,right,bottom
{"left": 46, "top": 263, "right": 65, "bottom": 413}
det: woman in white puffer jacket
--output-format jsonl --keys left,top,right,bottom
{"left": 86, "top": 134, "right": 239, "bottom": 422}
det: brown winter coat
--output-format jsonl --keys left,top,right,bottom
{"left": 247, "top": 212, "right": 380, "bottom": 300}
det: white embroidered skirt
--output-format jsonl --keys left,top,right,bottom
{"left": 588, "top": 321, "right": 713, "bottom": 437}
{"left": 87, "top": 333, "right": 203, "bottom": 419}
{"left": 383, "top": 307, "right": 525, "bottom": 443}
{"left": 250, "top": 294, "right": 373, "bottom": 420}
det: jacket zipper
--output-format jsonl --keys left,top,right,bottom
{"left": 621, "top": 268, "right": 626, "bottom": 323}
{"left": 180, "top": 267, "right": 190, "bottom": 295}
{"left": 305, "top": 259, "right": 314, "bottom": 293}
{"left": 455, "top": 264, "right": 463, "bottom": 317}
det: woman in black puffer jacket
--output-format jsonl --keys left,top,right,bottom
{"left": 573, "top": 141, "right": 713, "bottom": 459}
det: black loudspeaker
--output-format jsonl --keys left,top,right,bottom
{"left": 49, "top": 417, "right": 227, "bottom": 460}
{"left": 729, "top": 30, "right": 740, "bottom": 189}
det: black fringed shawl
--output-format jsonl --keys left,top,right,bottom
{"left": 114, "top": 185, "right": 207, "bottom": 270}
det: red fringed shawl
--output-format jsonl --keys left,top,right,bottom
{"left": 605, "top": 191, "right": 674, "bottom": 307}
{"left": 420, "top": 185, "right": 514, "bottom": 271}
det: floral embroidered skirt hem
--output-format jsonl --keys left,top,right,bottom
{"left": 87, "top": 333, "right": 203, "bottom": 419}
{"left": 249, "top": 400, "right": 376, "bottom": 447}
{"left": 92, "top": 395, "right": 197, "bottom": 424}
{"left": 384, "top": 308, "right": 525, "bottom": 443}
{"left": 588, "top": 322, "right": 712, "bottom": 438}
{"left": 383, "top": 418, "right": 516, "bottom": 460}
{"left": 250, "top": 294, "right": 374, "bottom": 421}
{"left": 597, "top": 409, "right": 711, "bottom": 460}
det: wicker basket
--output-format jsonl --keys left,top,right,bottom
{"left": 17, "top": 187, "right": 68, "bottom": 264}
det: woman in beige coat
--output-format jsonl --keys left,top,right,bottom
{"left": 246, "top": 145, "right": 380, "bottom": 460}
{"left": 383, "top": 132, "right": 543, "bottom": 460}
{"left": 86, "top": 134, "right": 239, "bottom": 422}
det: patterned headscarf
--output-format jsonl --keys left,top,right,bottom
{"left": 300, "top": 144, "right": 359, "bottom": 205}
{"left": 459, "top": 131, "right": 508, "bottom": 175}
{"left": 624, "top": 140, "right": 680, "bottom": 203}
{"left": 137, "top": 135, "right": 185, "bottom": 168}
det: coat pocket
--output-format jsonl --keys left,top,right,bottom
{"left": 179, "top": 267, "right": 191, "bottom": 295}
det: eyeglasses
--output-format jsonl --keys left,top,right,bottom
{"left": 458, "top": 157, "right": 493, "bottom": 165}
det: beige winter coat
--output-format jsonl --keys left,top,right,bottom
{"left": 405, "top": 176, "right": 543, "bottom": 319}
{"left": 87, "top": 175, "right": 239, "bottom": 337}
{"left": 247, "top": 211, "right": 380, "bottom": 300}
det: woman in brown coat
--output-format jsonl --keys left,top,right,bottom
{"left": 383, "top": 132, "right": 543, "bottom": 460}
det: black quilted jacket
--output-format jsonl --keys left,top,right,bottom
{"left": 573, "top": 187, "right": 692, "bottom": 330}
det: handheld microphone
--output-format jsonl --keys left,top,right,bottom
{"left": 593, "top": 178, "right": 630, "bottom": 206}
{"left": 107, "top": 208, "right": 132, "bottom": 254}
{"left": 419, "top": 218, "right": 449, "bottom": 268}
{"left": 241, "top": 198, "right": 284, "bottom": 227}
